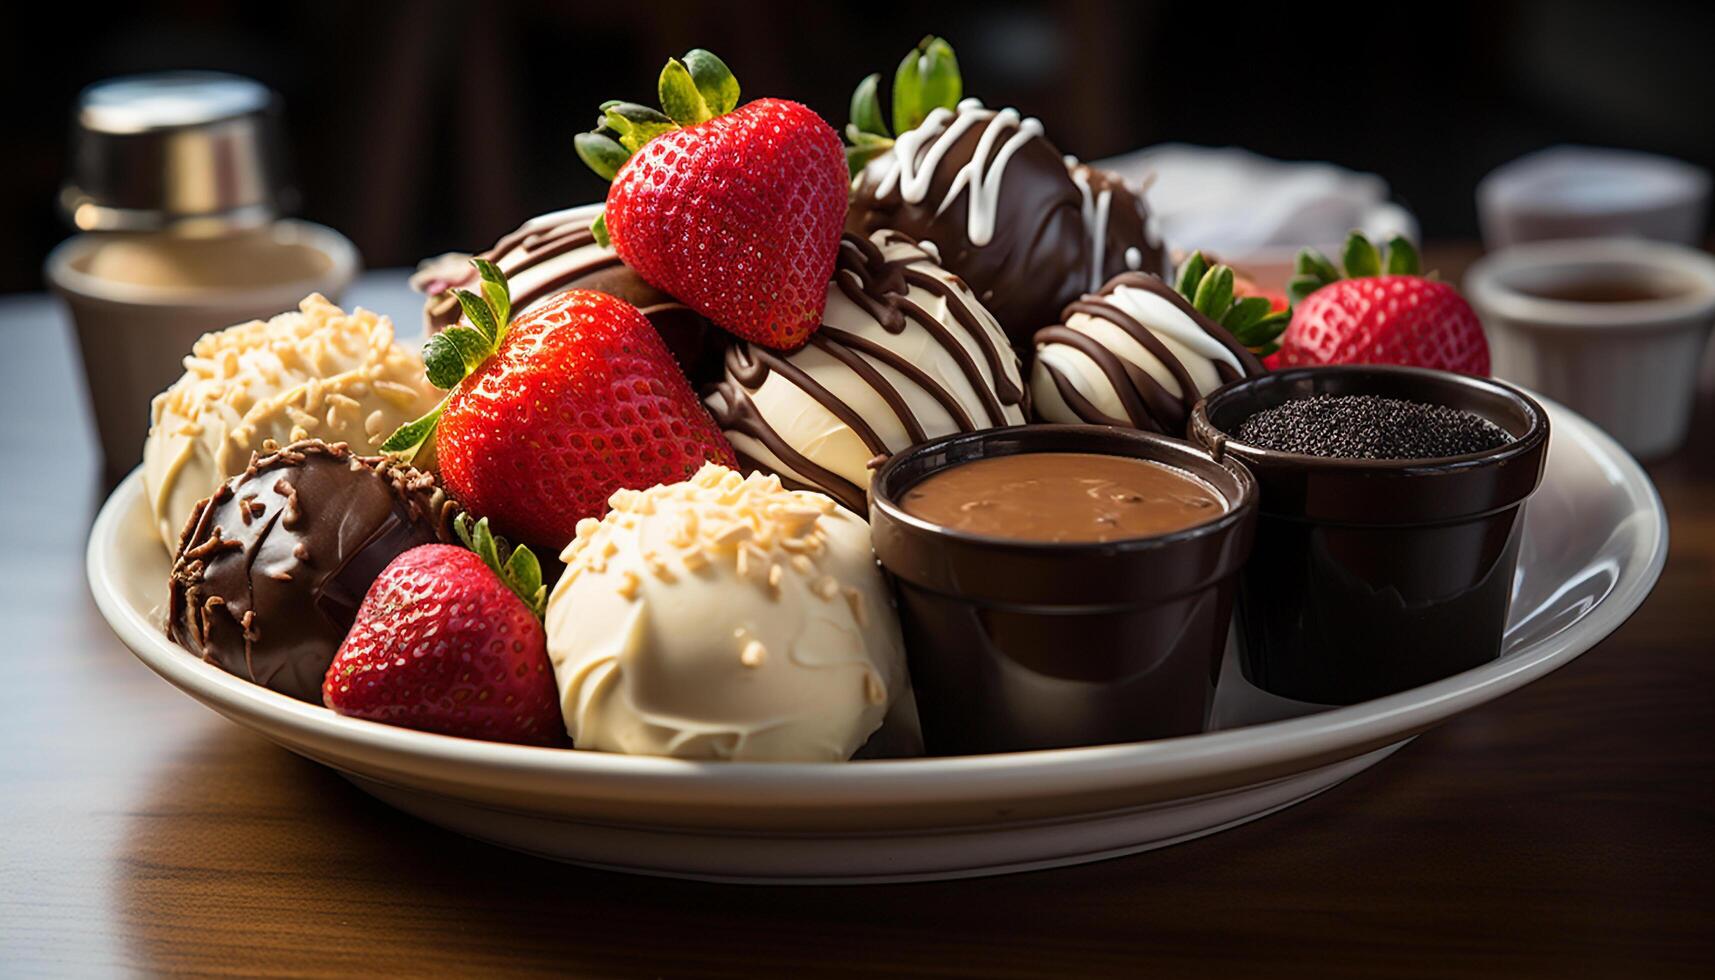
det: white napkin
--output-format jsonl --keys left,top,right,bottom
{"left": 1097, "top": 144, "right": 1418, "bottom": 269}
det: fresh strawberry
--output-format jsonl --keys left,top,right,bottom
{"left": 323, "top": 517, "right": 561, "bottom": 746}
{"left": 575, "top": 48, "right": 846, "bottom": 350}
{"left": 382, "top": 262, "right": 736, "bottom": 552}
{"left": 1173, "top": 251, "right": 1292, "bottom": 358}
{"left": 1232, "top": 271, "right": 1290, "bottom": 315}
{"left": 1275, "top": 232, "right": 1489, "bottom": 375}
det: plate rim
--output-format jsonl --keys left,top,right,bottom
{"left": 87, "top": 394, "right": 1668, "bottom": 809}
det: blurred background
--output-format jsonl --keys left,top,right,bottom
{"left": 5, "top": 0, "right": 1714, "bottom": 290}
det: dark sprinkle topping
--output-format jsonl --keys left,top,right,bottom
{"left": 1235, "top": 394, "right": 1513, "bottom": 460}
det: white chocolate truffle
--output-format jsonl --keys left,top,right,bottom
{"left": 545, "top": 464, "right": 910, "bottom": 762}
{"left": 1031, "top": 272, "right": 1262, "bottom": 434}
{"left": 141, "top": 295, "right": 440, "bottom": 552}
{"left": 706, "top": 230, "right": 1026, "bottom": 514}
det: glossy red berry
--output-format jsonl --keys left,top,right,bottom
{"left": 324, "top": 545, "right": 562, "bottom": 746}
{"left": 605, "top": 98, "right": 847, "bottom": 350}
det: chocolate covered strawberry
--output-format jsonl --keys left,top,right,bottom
{"left": 575, "top": 48, "right": 846, "bottom": 350}
{"left": 323, "top": 517, "right": 561, "bottom": 746}
{"left": 383, "top": 261, "right": 736, "bottom": 552}
{"left": 1278, "top": 232, "right": 1489, "bottom": 375}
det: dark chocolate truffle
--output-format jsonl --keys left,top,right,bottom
{"left": 846, "top": 100, "right": 1164, "bottom": 352}
{"left": 167, "top": 439, "right": 460, "bottom": 702}
{"left": 414, "top": 207, "right": 728, "bottom": 386}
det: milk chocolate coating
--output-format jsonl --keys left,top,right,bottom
{"left": 418, "top": 209, "right": 728, "bottom": 386}
{"left": 847, "top": 104, "right": 1164, "bottom": 352}
{"left": 167, "top": 440, "right": 459, "bottom": 702}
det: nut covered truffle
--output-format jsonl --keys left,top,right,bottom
{"left": 167, "top": 440, "right": 459, "bottom": 703}
{"left": 142, "top": 296, "right": 441, "bottom": 554}
{"left": 544, "top": 464, "right": 913, "bottom": 761}
{"left": 706, "top": 230, "right": 1026, "bottom": 513}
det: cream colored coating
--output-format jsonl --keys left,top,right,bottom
{"left": 1031, "top": 280, "right": 1244, "bottom": 423}
{"left": 544, "top": 464, "right": 909, "bottom": 762}
{"left": 708, "top": 231, "right": 1025, "bottom": 501}
{"left": 141, "top": 294, "right": 440, "bottom": 552}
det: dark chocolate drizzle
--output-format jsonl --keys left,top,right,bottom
{"left": 421, "top": 210, "right": 726, "bottom": 385}
{"left": 425, "top": 216, "right": 610, "bottom": 330}
{"left": 710, "top": 232, "right": 1024, "bottom": 513}
{"left": 1032, "top": 272, "right": 1262, "bottom": 434}
{"left": 166, "top": 439, "right": 460, "bottom": 703}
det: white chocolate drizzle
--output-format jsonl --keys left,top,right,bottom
{"left": 874, "top": 99, "right": 1045, "bottom": 247}
{"left": 1069, "top": 158, "right": 1115, "bottom": 292}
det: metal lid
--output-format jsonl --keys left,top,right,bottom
{"left": 61, "top": 72, "right": 299, "bottom": 234}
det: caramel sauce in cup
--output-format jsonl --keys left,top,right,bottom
{"left": 869, "top": 425, "right": 1258, "bottom": 755}
{"left": 900, "top": 451, "right": 1225, "bottom": 544}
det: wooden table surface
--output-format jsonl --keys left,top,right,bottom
{"left": 2, "top": 256, "right": 1711, "bottom": 979}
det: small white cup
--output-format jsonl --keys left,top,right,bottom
{"left": 1478, "top": 146, "right": 1711, "bottom": 249}
{"left": 46, "top": 220, "right": 358, "bottom": 481}
{"left": 1467, "top": 238, "right": 1715, "bottom": 460}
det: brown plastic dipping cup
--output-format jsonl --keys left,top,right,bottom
{"left": 1189, "top": 366, "right": 1550, "bottom": 705}
{"left": 869, "top": 425, "right": 1257, "bottom": 756}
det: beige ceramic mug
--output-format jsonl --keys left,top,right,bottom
{"left": 1467, "top": 237, "right": 1715, "bottom": 460}
{"left": 46, "top": 219, "right": 359, "bottom": 481}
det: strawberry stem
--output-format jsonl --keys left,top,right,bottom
{"left": 891, "top": 36, "right": 961, "bottom": 136}
{"left": 1384, "top": 235, "right": 1420, "bottom": 275}
{"left": 381, "top": 260, "right": 514, "bottom": 463}
{"left": 849, "top": 73, "right": 889, "bottom": 140}
{"left": 845, "top": 36, "right": 960, "bottom": 174}
{"left": 379, "top": 397, "right": 444, "bottom": 462}
{"left": 455, "top": 514, "right": 546, "bottom": 618}
{"left": 577, "top": 47, "right": 742, "bottom": 185}
{"left": 659, "top": 59, "right": 713, "bottom": 126}
{"left": 1174, "top": 250, "right": 1292, "bottom": 357}
{"left": 1289, "top": 230, "right": 1424, "bottom": 305}
{"left": 1342, "top": 232, "right": 1382, "bottom": 279}
{"left": 684, "top": 49, "right": 739, "bottom": 115}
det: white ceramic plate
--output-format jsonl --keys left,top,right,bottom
{"left": 87, "top": 395, "right": 1667, "bottom": 884}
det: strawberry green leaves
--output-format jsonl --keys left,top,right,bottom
{"left": 377, "top": 402, "right": 443, "bottom": 461}
{"left": 381, "top": 259, "right": 514, "bottom": 462}
{"left": 600, "top": 101, "right": 677, "bottom": 154}
{"left": 1176, "top": 251, "right": 1292, "bottom": 357}
{"left": 659, "top": 60, "right": 712, "bottom": 127}
{"left": 685, "top": 49, "right": 739, "bottom": 115}
{"left": 892, "top": 36, "right": 961, "bottom": 136}
{"left": 455, "top": 513, "right": 546, "bottom": 618}
{"left": 845, "top": 36, "right": 962, "bottom": 177}
{"left": 575, "top": 132, "right": 629, "bottom": 182}
{"left": 660, "top": 49, "right": 739, "bottom": 126}
{"left": 1384, "top": 235, "right": 1420, "bottom": 275}
{"left": 577, "top": 48, "right": 741, "bottom": 185}
{"left": 845, "top": 73, "right": 893, "bottom": 176}
{"left": 424, "top": 325, "right": 489, "bottom": 389}
{"left": 849, "top": 73, "right": 888, "bottom": 140}
{"left": 1290, "top": 231, "right": 1423, "bottom": 305}
{"left": 431, "top": 258, "right": 510, "bottom": 384}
